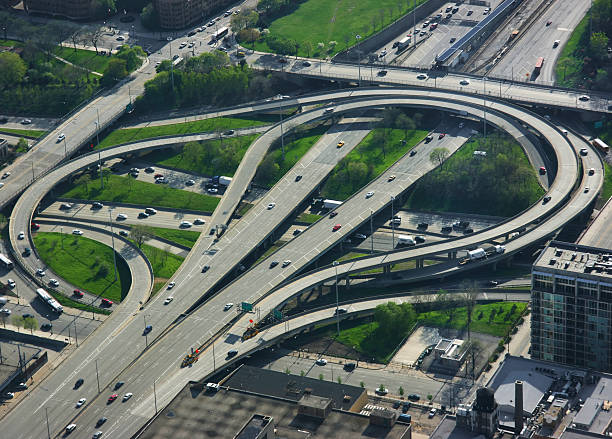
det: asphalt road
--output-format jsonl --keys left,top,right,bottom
{"left": 490, "top": 0, "right": 591, "bottom": 84}
{"left": 2, "top": 90, "right": 574, "bottom": 438}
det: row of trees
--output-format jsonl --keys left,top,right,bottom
{"left": 407, "top": 133, "right": 544, "bottom": 217}
{"left": 139, "top": 51, "right": 280, "bottom": 110}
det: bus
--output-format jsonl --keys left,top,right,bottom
{"left": 0, "top": 254, "right": 13, "bottom": 270}
{"left": 592, "top": 138, "right": 610, "bottom": 154}
{"left": 534, "top": 57, "right": 544, "bottom": 73}
{"left": 36, "top": 288, "right": 63, "bottom": 314}
{"left": 212, "top": 27, "right": 229, "bottom": 42}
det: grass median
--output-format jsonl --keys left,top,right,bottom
{"left": 33, "top": 232, "right": 130, "bottom": 303}
{"left": 555, "top": 15, "right": 589, "bottom": 88}
{"left": 148, "top": 226, "right": 201, "bottom": 249}
{"left": 138, "top": 243, "right": 185, "bottom": 294}
{"left": 96, "top": 116, "right": 274, "bottom": 149}
{"left": 0, "top": 128, "right": 45, "bottom": 138}
{"left": 60, "top": 174, "right": 220, "bottom": 213}
{"left": 143, "top": 134, "right": 259, "bottom": 177}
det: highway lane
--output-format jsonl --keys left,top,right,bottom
{"left": 3, "top": 118, "right": 373, "bottom": 439}
{"left": 40, "top": 95, "right": 553, "bottom": 438}
{"left": 4, "top": 90, "right": 559, "bottom": 438}
{"left": 490, "top": 0, "right": 590, "bottom": 84}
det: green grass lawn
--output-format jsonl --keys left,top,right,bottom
{"left": 143, "top": 134, "right": 258, "bottom": 176}
{"left": 0, "top": 128, "right": 46, "bottom": 138}
{"left": 337, "top": 251, "right": 368, "bottom": 262}
{"left": 602, "top": 162, "right": 612, "bottom": 202}
{"left": 49, "top": 292, "right": 111, "bottom": 315}
{"left": 255, "top": 241, "right": 287, "bottom": 265}
{"left": 55, "top": 46, "right": 112, "bottom": 73}
{"left": 255, "top": 0, "right": 428, "bottom": 58}
{"left": 555, "top": 15, "right": 589, "bottom": 88}
{"left": 255, "top": 125, "right": 328, "bottom": 188}
{"left": 321, "top": 128, "right": 426, "bottom": 200}
{"left": 60, "top": 174, "right": 220, "bottom": 213}
{"left": 334, "top": 301, "right": 527, "bottom": 362}
{"left": 33, "top": 232, "right": 130, "bottom": 303}
{"left": 96, "top": 116, "right": 274, "bottom": 149}
{"left": 296, "top": 213, "right": 323, "bottom": 223}
{"left": 148, "top": 226, "right": 200, "bottom": 248}
{"left": 138, "top": 243, "right": 185, "bottom": 294}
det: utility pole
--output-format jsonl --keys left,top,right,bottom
{"left": 154, "top": 380, "right": 158, "bottom": 414}
{"left": 483, "top": 78, "right": 487, "bottom": 139}
{"left": 95, "top": 359, "right": 100, "bottom": 393}
{"left": 355, "top": 35, "right": 362, "bottom": 86}
{"left": 333, "top": 261, "right": 340, "bottom": 336}
{"left": 168, "top": 37, "right": 174, "bottom": 91}
{"left": 45, "top": 407, "right": 51, "bottom": 439}
{"left": 391, "top": 196, "right": 395, "bottom": 249}
{"left": 278, "top": 95, "right": 285, "bottom": 160}
{"left": 74, "top": 319, "right": 78, "bottom": 347}
{"left": 108, "top": 208, "right": 118, "bottom": 281}
{"left": 370, "top": 209, "right": 374, "bottom": 254}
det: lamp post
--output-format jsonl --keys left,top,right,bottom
{"left": 45, "top": 407, "right": 51, "bottom": 439}
{"left": 108, "top": 208, "right": 118, "bottom": 282}
{"left": 391, "top": 196, "right": 395, "bottom": 250}
{"left": 483, "top": 77, "right": 487, "bottom": 139}
{"left": 167, "top": 37, "right": 174, "bottom": 91}
{"left": 144, "top": 315, "right": 149, "bottom": 347}
{"left": 153, "top": 379, "right": 158, "bottom": 414}
{"left": 277, "top": 94, "right": 285, "bottom": 160}
{"left": 355, "top": 35, "right": 362, "bottom": 86}
{"left": 370, "top": 209, "right": 374, "bottom": 254}
{"left": 63, "top": 137, "right": 67, "bottom": 160}
{"left": 333, "top": 261, "right": 340, "bottom": 336}
{"left": 95, "top": 359, "right": 100, "bottom": 393}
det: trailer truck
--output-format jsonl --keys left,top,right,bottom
{"left": 397, "top": 235, "right": 416, "bottom": 245}
{"left": 323, "top": 199, "right": 343, "bottom": 209}
{"left": 459, "top": 245, "right": 505, "bottom": 265}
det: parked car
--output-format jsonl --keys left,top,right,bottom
{"left": 315, "top": 358, "right": 327, "bottom": 366}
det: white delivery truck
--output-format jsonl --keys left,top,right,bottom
{"left": 397, "top": 235, "right": 416, "bottom": 245}
{"left": 323, "top": 199, "right": 343, "bottom": 209}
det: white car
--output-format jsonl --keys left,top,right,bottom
{"left": 7, "top": 279, "right": 15, "bottom": 288}
{"left": 123, "top": 392, "right": 133, "bottom": 402}
{"left": 36, "top": 268, "right": 46, "bottom": 276}
{"left": 315, "top": 358, "right": 327, "bottom": 366}
{"left": 17, "top": 231, "right": 24, "bottom": 240}
{"left": 193, "top": 218, "right": 205, "bottom": 225}
{"left": 207, "top": 188, "right": 218, "bottom": 194}
{"left": 282, "top": 260, "right": 292, "bottom": 267}
{"left": 579, "top": 95, "right": 590, "bottom": 102}
{"left": 57, "top": 133, "right": 65, "bottom": 142}
{"left": 0, "top": 183, "right": 4, "bottom": 188}
{"left": 180, "top": 221, "right": 193, "bottom": 228}
{"left": 72, "top": 229, "right": 83, "bottom": 235}
{"left": 417, "top": 73, "right": 428, "bottom": 80}
{"left": 116, "top": 213, "right": 127, "bottom": 220}
{"left": 20, "top": 119, "right": 31, "bottom": 124}
{"left": 76, "top": 398, "right": 86, "bottom": 407}
{"left": 1, "top": 172, "right": 10, "bottom": 179}
{"left": 267, "top": 202, "right": 276, "bottom": 210}
{"left": 224, "top": 303, "right": 233, "bottom": 311}
{"left": 459, "top": 79, "right": 470, "bottom": 85}
{"left": 186, "top": 179, "right": 195, "bottom": 186}
{"left": 0, "top": 308, "right": 11, "bottom": 315}
{"left": 49, "top": 279, "right": 59, "bottom": 287}
{"left": 365, "top": 191, "right": 374, "bottom": 198}
{"left": 167, "top": 282, "right": 176, "bottom": 289}
{"left": 164, "top": 296, "right": 174, "bottom": 305}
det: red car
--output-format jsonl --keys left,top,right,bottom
{"left": 154, "top": 173, "right": 164, "bottom": 179}
{"left": 73, "top": 289, "right": 84, "bottom": 298}
{"left": 539, "top": 167, "right": 546, "bottom": 175}
{"left": 438, "top": 133, "right": 446, "bottom": 140}
{"left": 31, "top": 222, "right": 40, "bottom": 230}
{"left": 108, "top": 394, "right": 118, "bottom": 404}
{"left": 101, "top": 298, "right": 113, "bottom": 307}
{"left": 332, "top": 224, "right": 342, "bottom": 231}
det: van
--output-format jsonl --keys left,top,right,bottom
{"left": 145, "top": 207, "right": 157, "bottom": 215}
{"left": 0, "top": 297, "right": 6, "bottom": 306}
{"left": 398, "top": 414, "right": 412, "bottom": 423}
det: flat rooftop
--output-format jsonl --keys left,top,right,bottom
{"left": 0, "top": 342, "right": 41, "bottom": 392}
{"left": 429, "top": 416, "right": 485, "bottom": 439}
{"left": 533, "top": 241, "right": 612, "bottom": 280}
{"left": 139, "top": 385, "right": 410, "bottom": 439}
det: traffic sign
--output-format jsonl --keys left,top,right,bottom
{"left": 241, "top": 302, "right": 253, "bottom": 312}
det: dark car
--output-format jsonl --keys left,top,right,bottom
{"left": 378, "top": 70, "right": 387, "bottom": 76}
{"left": 417, "top": 222, "right": 428, "bottom": 229}
{"left": 138, "top": 212, "right": 149, "bottom": 219}
{"left": 329, "top": 211, "right": 338, "bottom": 218}
{"left": 227, "top": 349, "right": 238, "bottom": 358}
{"left": 409, "top": 149, "right": 417, "bottom": 156}
{"left": 23, "top": 247, "right": 31, "bottom": 256}
{"left": 270, "top": 261, "right": 279, "bottom": 268}
{"left": 114, "top": 381, "right": 124, "bottom": 390}
{"left": 344, "top": 362, "right": 356, "bottom": 371}
{"left": 408, "top": 393, "right": 420, "bottom": 401}
{"left": 143, "top": 325, "right": 152, "bottom": 335}
{"left": 334, "top": 308, "right": 347, "bottom": 315}
{"left": 224, "top": 130, "right": 235, "bottom": 136}
{"left": 441, "top": 226, "right": 452, "bottom": 233}
{"left": 202, "top": 265, "right": 210, "bottom": 273}
{"left": 543, "top": 196, "right": 551, "bottom": 204}
{"left": 96, "top": 417, "right": 107, "bottom": 427}
{"left": 415, "top": 236, "right": 426, "bottom": 243}
{"left": 295, "top": 175, "right": 302, "bottom": 182}
{"left": 41, "top": 322, "right": 52, "bottom": 331}
{"left": 74, "top": 378, "right": 84, "bottom": 389}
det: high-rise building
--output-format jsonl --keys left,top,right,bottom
{"left": 154, "top": 0, "right": 234, "bottom": 29}
{"left": 24, "top": 0, "right": 93, "bottom": 20}
{"left": 531, "top": 241, "right": 612, "bottom": 371}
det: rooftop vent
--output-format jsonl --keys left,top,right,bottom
{"left": 549, "top": 258, "right": 557, "bottom": 265}
{"left": 555, "top": 249, "right": 563, "bottom": 257}
{"left": 571, "top": 253, "right": 577, "bottom": 261}
{"left": 564, "top": 262, "right": 570, "bottom": 269}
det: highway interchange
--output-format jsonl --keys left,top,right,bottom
{"left": 0, "top": 2, "right": 610, "bottom": 438}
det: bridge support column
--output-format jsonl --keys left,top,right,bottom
{"left": 492, "top": 262, "right": 497, "bottom": 271}
{"left": 383, "top": 264, "right": 391, "bottom": 274}
{"left": 448, "top": 251, "right": 457, "bottom": 260}
{"left": 416, "top": 258, "right": 424, "bottom": 268}
{"left": 505, "top": 255, "right": 514, "bottom": 267}
{"left": 345, "top": 277, "right": 350, "bottom": 289}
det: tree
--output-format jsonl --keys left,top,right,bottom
{"left": 131, "top": 224, "right": 153, "bottom": 248}
{"left": 16, "top": 137, "right": 28, "bottom": 151}
{"left": 12, "top": 315, "right": 24, "bottom": 331}
{"left": 0, "top": 52, "right": 27, "bottom": 90}
{"left": 461, "top": 282, "right": 479, "bottom": 341}
{"left": 302, "top": 41, "right": 313, "bottom": 57}
{"left": 590, "top": 32, "right": 609, "bottom": 61}
{"left": 87, "top": 28, "right": 106, "bottom": 54}
{"left": 69, "top": 27, "right": 85, "bottom": 52}
{"left": 488, "top": 308, "right": 497, "bottom": 323}
{"left": 91, "top": 0, "right": 117, "bottom": 19}
{"left": 23, "top": 317, "right": 37, "bottom": 334}
{"left": 429, "top": 147, "right": 449, "bottom": 168}
{"left": 399, "top": 386, "right": 404, "bottom": 396}
{"left": 101, "top": 58, "right": 128, "bottom": 86}
{"left": 140, "top": 3, "right": 160, "bottom": 30}
{"left": 395, "top": 113, "right": 415, "bottom": 138}
{"left": 374, "top": 302, "right": 416, "bottom": 338}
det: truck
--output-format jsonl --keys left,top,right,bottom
{"left": 592, "top": 138, "right": 610, "bottom": 154}
{"left": 397, "top": 235, "right": 416, "bottom": 245}
{"left": 396, "top": 35, "right": 411, "bottom": 52}
{"left": 459, "top": 245, "right": 505, "bottom": 265}
{"left": 323, "top": 199, "right": 343, "bottom": 210}
{"left": 219, "top": 176, "right": 232, "bottom": 186}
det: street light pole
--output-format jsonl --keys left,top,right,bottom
{"left": 45, "top": 407, "right": 51, "bottom": 439}
{"left": 168, "top": 37, "right": 174, "bottom": 91}
{"left": 153, "top": 379, "right": 158, "bottom": 414}
{"left": 108, "top": 209, "right": 118, "bottom": 282}
{"left": 370, "top": 209, "right": 374, "bottom": 254}
{"left": 212, "top": 342, "right": 216, "bottom": 372}
{"left": 391, "top": 196, "right": 395, "bottom": 249}
{"left": 63, "top": 138, "right": 67, "bottom": 160}
{"left": 278, "top": 95, "right": 285, "bottom": 160}
{"left": 333, "top": 261, "right": 340, "bottom": 336}
{"left": 483, "top": 78, "right": 487, "bottom": 139}
{"left": 144, "top": 315, "right": 148, "bottom": 347}
{"left": 95, "top": 359, "right": 100, "bottom": 393}
{"left": 355, "top": 35, "right": 362, "bottom": 86}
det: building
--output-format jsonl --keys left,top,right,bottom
{"left": 531, "top": 241, "right": 612, "bottom": 372}
{"left": 139, "top": 365, "right": 411, "bottom": 439}
{"left": 154, "top": 0, "right": 236, "bottom": 29}
{"left": 24, "top": 0, "right": 94, "bottom": 20}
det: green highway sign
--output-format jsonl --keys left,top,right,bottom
{"left": 241, "top": 302, "right": 253, "bottom": 312}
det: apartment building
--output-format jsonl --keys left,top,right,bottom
{"left": 24, "top": 0, "right": 93, "bottom": 20}
{"left": 531, "top": 241, "right": 612, "bottom": 372}
{"left": 154, "top": 0, "right": 234, "bottom": 29}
